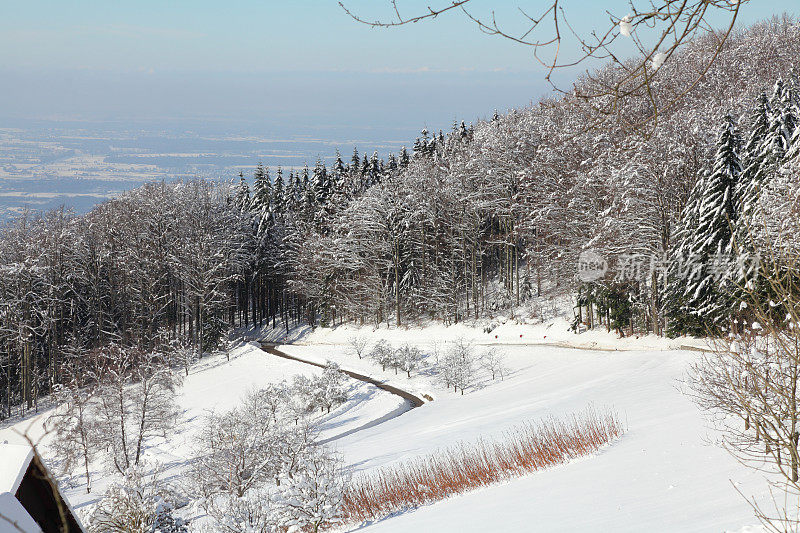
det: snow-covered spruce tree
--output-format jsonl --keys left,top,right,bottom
{"left": 253, "top": 163, "right": 272, "bottom": 214}
{"left": 595, "top": 283, "right": 636, "bottom": 337}
{"left": 273, "top": 451, "right": 349, "bottom": 533}
{"left": 272, "top": 167, "right": 285, "bottom": 215}
{"left": 730, "top": 78, "right": 800, "bottom": 328}
{"left": 735, "top": 79, "right": 799, "bottom": 236}
{"left": 235, "top": 172, "right": 251, "bottom": 214}
{"left": 312, "top": 159, "right": 333, "bottom": 212}
{"left": 663, "top": 147, "right": 710, "bottom": 337}
{"left": 280, "top": 170, "right": 295, "bottom": 214}
{"left": 727, "top": 91, "right": 771, "bottom": 310}
{"left": 667, "top": 114, "right": 742, "bottom": 335}
{"left": 398, "top": 145, "right": 410, "bottom": 168}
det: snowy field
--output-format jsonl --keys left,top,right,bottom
{"left": 0, "top": 320, "right": 778, "bottom": 531}
{"left": 276, "top": 321, "right": 773, "bottom": 532}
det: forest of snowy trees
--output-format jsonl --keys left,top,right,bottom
{"left": 2, "top": 16, "right": 800, "bottom": 418}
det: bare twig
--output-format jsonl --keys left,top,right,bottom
{"left": 338, "top": 1, "right": 750, "bottom": 136}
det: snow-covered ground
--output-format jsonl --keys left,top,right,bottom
{"left": 256, "top": 313, "right": 710, "bottom": 352}
{"left": 0, "top": 342, "right": 404, "bottom": 520}
{"left": 274, "top": 323, "right": 770, "bottom": 532}
{"left": 0, "top": 320, "right": 775, "bottom": 531}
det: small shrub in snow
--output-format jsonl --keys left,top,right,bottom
{"left": 343, "top": 407, "right": 624, "bottom": 523}
{"left": 480, "top": 348, "right": 508, "bottom": 381}
{"left": 347, "top": 335, "right": 369, "bottom": 359}
{"left": 88, "top": 465, "right": 185, "bottom": 533}
{"left": 273, "top": 451, "right": 349, "bottom": 533}
{"left": 396, "top": 344, "right": 424, "bottom": 378}
{"left": 152, "top": 503, "right": 189, "bottom": 533}
{"left": 201, "top": 486, "right": 277, "bottom": 533}
{"left": 369, "top": 339, "right": 395, "bottom": 371}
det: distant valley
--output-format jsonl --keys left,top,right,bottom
{"left": 0, "top": 119, "right": 412, "bottom": 217}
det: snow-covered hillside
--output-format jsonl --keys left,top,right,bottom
{"left": 0, "top": 322, "right": 776, "bottom": 531}
{"left": 271, "top": 324, "right": 769, "bottom": 532}
{"left": 0, "top": 342, "right": 404, "bottom": 523}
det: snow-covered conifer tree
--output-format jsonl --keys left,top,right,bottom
{"left": 272, "top": 167, "right": 286, "bottom": 214}
{"left": 669, "top": 115, "right": 742, "bottom": 334}
{"left": 252, "top": 163, "right": 272, "bottom": 215}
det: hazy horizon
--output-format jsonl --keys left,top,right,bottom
{"left": 1, "top": 1, "right": 792, "bottom": 217}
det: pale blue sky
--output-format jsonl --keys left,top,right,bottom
{"left": 1, "top": 1, "right": 570, "bottom": 73}
{"left": 1, "top": 1, "right": 794, "bottom": 132}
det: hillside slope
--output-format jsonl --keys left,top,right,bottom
{"left": 276, "top": 324, "right": 772, "bottom": 532}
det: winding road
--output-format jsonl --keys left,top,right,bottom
{"left": 261, "top": 342, "right": 426, "bottom": 408}
{"left": 261, "top": 342, "right": 427, "bottom": 443}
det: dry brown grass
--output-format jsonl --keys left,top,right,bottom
{"left": 342, "top": 407, "right": 624, "bottom": 523}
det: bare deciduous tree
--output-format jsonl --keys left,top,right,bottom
{"left": 339, "top": 0, "right": 750, "bottom": 134}
{"left": 480, "top": 347, "right": 508, "bottom": 381}
{"left": 47, "top": 379, "right": 98, "bottom": 493}
{"left": 440, "top": 338, "right": 477, "bottom": 394}
{"left": 397, "top": 344, "right": 424, "bottom": 378}
{"left": 347, "top": 335, "right": 369, "bottom": 359}
{"left": 93, "top": 346, "right": 182, "bottom": 474}
{"left": 688, "top": 231, "right": 800, "bottom": 531}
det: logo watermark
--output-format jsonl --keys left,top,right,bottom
{"left": 577, "top": 249, "right": 608, "bottom": 282}
{"left": 576, "top": 250, "right": 760, "bottom": 283}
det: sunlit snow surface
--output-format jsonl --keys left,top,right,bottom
{"left": 0, "top": 321, "right": 776, "bottom": 531}
{"left": 280, "top": 322, "right": 772, "bottom": 533}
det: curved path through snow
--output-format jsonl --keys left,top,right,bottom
{"left": 261, "top": 342, "right": 426, "bottom": 442}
